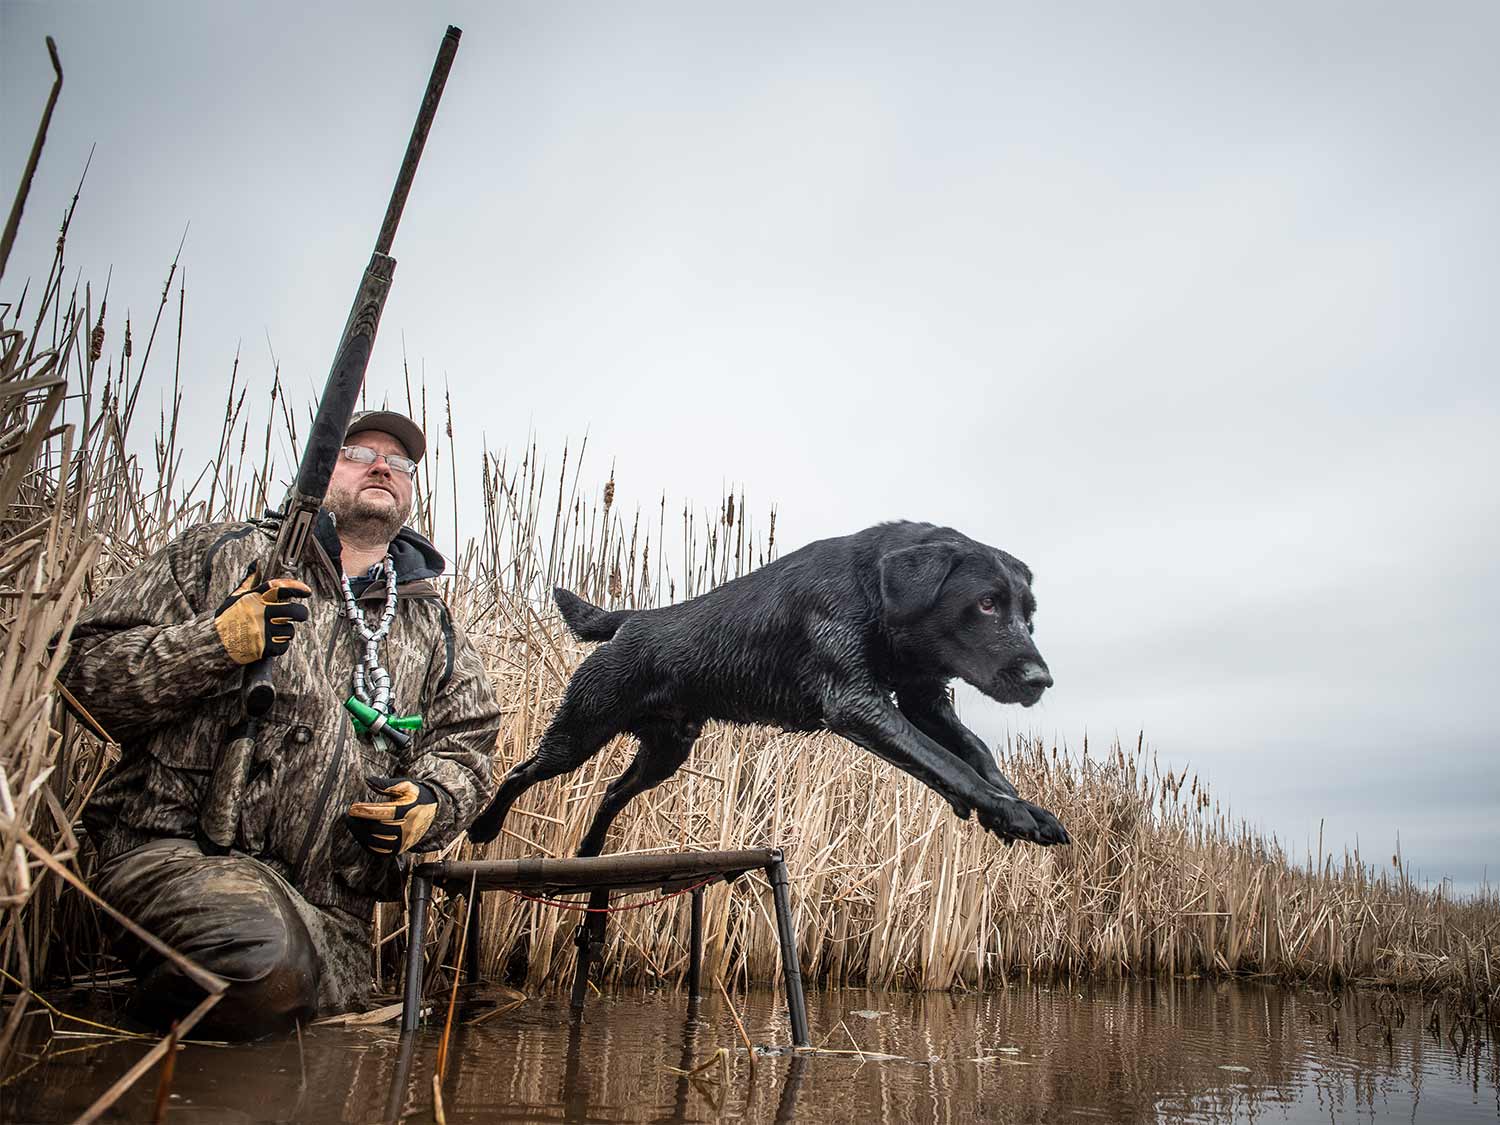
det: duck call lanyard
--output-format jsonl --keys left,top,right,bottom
{"left": 339, "top": 559, "right": 422, "bottom": 749}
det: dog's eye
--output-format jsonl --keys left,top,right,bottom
{"left": 978, "top": 596, "right": 996, "bottom": 614}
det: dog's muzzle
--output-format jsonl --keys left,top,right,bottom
{"left": 1008, "top": 661, "right": 1052, "bottom": 707}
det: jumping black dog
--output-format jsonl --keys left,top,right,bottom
{"left": 467, "top": 520, "right": 1068, "bottom": 853}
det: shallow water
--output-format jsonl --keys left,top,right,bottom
{"left": 3, "top": 981, "right": 1497, "bottom": 1123}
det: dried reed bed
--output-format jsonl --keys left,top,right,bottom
{"left": 0, "top": 153, "right": 126, "bottom": 1070}
{"left": 460, "top": 618, "right": 1500, "bottom": 1029}
{"left": 1, "top": 188, "right": 1497, "bottom": 1090}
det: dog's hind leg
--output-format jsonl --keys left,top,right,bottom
{"left": 466, "top": 649, "right": 636, "bottom": 845}
{"left": 575, "top": 715, "right": 700, "bottom": 858}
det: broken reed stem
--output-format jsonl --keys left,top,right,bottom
{"left": 435, "top": 874, "right": 475, "bottom": 1081}
{"left": 148, "top": 1020, "right": 179, "bottom": 1125}
{"left": 716, "top": 975, "right": 754, "bottom": 1059}
{"left": 74, "top": 993, "right": 219, "bottom": 1125}
{"left": 0, "top": 36, "right": 63, "bottom": 282}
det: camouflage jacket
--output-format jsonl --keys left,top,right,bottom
{"left": 63, "top": 515, "right": 501, "bottom": 918}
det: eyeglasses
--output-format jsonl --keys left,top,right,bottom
{"left": 339, "top": 445, "right": 417, "bottom": 476}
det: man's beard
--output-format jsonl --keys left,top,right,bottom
{"left": 326, "top": 483, "right": 411, "bottom": 547}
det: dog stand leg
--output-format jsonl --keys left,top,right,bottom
{"left": 400, "top": 873, "right": 433, "bottom": 1034}
{"left": 688, "top": 886, "right": 705, "bottom": 1002}
{"left": 382, "top": 1030, "right": 419, "bottom": 1123}
{"left": 569, "top": 889, "right": 609, "bottom": 1012}
{"left": 767, "top": 850, "right": 810, "bottom": 1048}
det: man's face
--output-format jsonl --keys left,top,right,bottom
{"left": 326, "top": 430, "right": 415, "bottom": 534}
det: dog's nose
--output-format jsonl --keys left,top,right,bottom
{"left": 1018, "top": 662, "right": 1053, "bottom": 690}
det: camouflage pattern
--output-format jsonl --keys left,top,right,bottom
{"left": 93, "top": 838, "right": 370, "bottom": 1032}
{"left": 63, "top": 517, "right": 502, "bottom": 923}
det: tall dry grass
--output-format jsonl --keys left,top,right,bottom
{"left": 1, "top": 175, "right": 1497, "bottom": 1087}
{"left": 461, "top": 624, "right": 1500, "bottom": 1029}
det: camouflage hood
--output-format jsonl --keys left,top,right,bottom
{"left": 313, "top": 512, "right": 446, "bottom": 589}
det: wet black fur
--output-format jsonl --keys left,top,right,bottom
{"left": 467, "top": 521, "right": 1069, "bottom": 853}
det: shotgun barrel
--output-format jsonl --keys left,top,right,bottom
{"left": 201, "top": 26, "right": 461, "bottom": 851}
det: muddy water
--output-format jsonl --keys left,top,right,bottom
{"left": 4, "top": 981, "right": 1497, "bottom": 1123}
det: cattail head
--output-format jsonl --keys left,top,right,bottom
{"left": 603, "top": 472, "right": 615, "bottom": 510}
{"left": 123, "top": 319, "right": 133, "bottom": 359}
{"left": 608, "top": 563, "right": 622, "bottom": 600}
{"left": 87, "top": 300, "right": 108, "bottom": 363}
{"left": 725, "top": 492, "right": 735, "bottom": 528}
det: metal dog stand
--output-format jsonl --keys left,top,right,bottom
{"left": 399, "top": 847, "right": 810, "bottom": 1047}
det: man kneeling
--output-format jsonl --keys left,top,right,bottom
{"left": 62, "top": 411, "right": 501, "bottom": 1037}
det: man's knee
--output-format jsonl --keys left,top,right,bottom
{"left": 205, "top": 907, "right": 320, "bottom": 1034}
{"left": 134, "top": 906, "right": 319, "bottom": 1036}
{"left": 97, "top": 841, "right": 321, "bottom": 1037}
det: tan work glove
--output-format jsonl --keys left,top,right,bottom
{"left": 346, "top": 777, "right": 438, "bottom": 856}
{"left": 213, "top": 564, "right": 312, "bottom": 665}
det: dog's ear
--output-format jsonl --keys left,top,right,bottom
{"left": 879, "top": 542, "right": 962, "bottom": 627}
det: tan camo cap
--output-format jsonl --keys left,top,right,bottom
{"left": 345, "top": 409, "right": 426, "bottom": 463}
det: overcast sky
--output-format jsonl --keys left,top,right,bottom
{"left": 4, "top": 2, "right": 1497, "bottom": 889}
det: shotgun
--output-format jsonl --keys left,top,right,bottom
{"left": 200, "top": 25, "right": 461, "bottom": 850}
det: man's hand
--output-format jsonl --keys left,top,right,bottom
{"left": 345, "top": 776, "right": 438, "bottom": 856}
{"left": 213, "top": 564, "right": 312, "bottom": 665}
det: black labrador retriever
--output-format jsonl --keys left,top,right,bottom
{"left": 467, "top": 520, "right": 1069, "bottom": 853}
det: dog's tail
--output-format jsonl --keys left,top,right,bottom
{"left": 554, "top": 587, "right": 635, "bottom": 641}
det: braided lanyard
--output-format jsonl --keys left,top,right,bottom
{"left": 340, "top": 558, "right": 400, "bottom": 730}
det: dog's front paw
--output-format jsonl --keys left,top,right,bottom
{"left": 975, "top": 795, "right": 1040, "bottom": 843}
{"left": 466, "top": 803, "right": 503, "bottom": 845}
{"left": 1022, "top": 801, "right": 1070, "bottom": 846}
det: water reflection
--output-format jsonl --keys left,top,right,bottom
{"left": 3, "top": 981, "right": 1496, "bottom": 1123}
